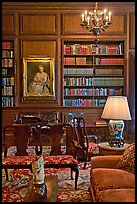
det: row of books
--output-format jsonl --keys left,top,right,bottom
{"left": 2, "top": 86, "right": 14, "bottom": 96}
{"left": 64, "top": 44, "right": 98, "bottom": 55}
{"left": 2, "top": 41, "right": 14, "bottom": 49}
{"left": 64, "top": 67, "right": 123, "bottom": 76}
{"left": 64, "top": 68, "right": 93, "bottom": 75}
{"left": 2, "top": 50, "right": 14, "bottom": 58}
{"left": 95, "top": 58, "right": 124, "bottom": 65}
{"left": 92, "top": 77, "right": 124, "bottom": 86}
{"left": 64, "top": 57, "right": 92, "bottom": 65}
{"left": 64, "top": 57, "right": 124, "bottom": 66}
{"left": 95, "top": 68, "right": 123, "bottom": 75}
{"left": 2, "top": 77, "right": 15, "bottom": 86}
{"left": 63, "top": 99, "right": 106, "bottom": 107}
{"left": 64, "top": 77, "right": 92, "bottom": 86}
{"left": 98, "top": 43, "right": 124, "bottom": 55}
{"left": 64, "top": 43, "right": 124, "bottom": 55}
{"left": 64, "top": 77, "right": 124, "bottom": 86}
{"left": 64, "top": 88, "right": 123, "bottom": 96}
{"left": 2, "top": 96, "right": 15, "bottom": 107}
{"left": 2, "top": 59, "right": 14, "bottom": 67}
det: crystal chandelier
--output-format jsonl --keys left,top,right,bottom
{"left": 80, "top": 2, "right": 112, "bottom": 46}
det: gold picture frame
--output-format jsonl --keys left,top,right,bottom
{"left": 23, "top": 57, "right": 55, "bottom": 100}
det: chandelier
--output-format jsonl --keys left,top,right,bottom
{"left": 80, "top": 2, "right": 112, "bottom": 46}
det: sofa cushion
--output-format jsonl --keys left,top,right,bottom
{"left": 98, "top": 189, "right": 135, "bottom": 202}
{"left": 116, "top": 143, "right": 135, "bottom": 174}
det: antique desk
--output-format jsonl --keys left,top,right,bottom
{"left": 24, "top": 175, "right": 58, "bottom": 202}
{"left": 98, "top": 142, "right": 130, "bottom": 155}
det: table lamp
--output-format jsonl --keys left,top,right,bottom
{"left": 101, "top": 96, "right": 131, "bottom": 147}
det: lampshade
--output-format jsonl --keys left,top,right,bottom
{"left": 101, "top": 96, "right": 131, "bottom": 120}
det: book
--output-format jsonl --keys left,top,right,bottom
{"left": 95, "top": 120, "right": 107, "bottom": 126}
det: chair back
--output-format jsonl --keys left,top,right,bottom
{"left": 2, "top": 125, "right": 16, "bottom": 157}
{"left": 64, "top": 112, "right": 84, "bottom": 124}
{"left": 2, "top": 124, "right": 40, "bottom": 157}
{"left": 70, "top": 116, "right": 89, "bottom": 161}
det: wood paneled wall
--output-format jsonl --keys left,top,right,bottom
{"left": 2, "top": 2, "right": 135, "bottom": 138}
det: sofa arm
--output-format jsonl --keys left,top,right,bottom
{"left": 91, "top": 155, "right": 122, "bottom": 169}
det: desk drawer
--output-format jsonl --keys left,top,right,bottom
{"left": 87, "top": 127, "right": 105, "bottom": 135}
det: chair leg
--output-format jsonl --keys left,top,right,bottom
{"left": 72, "top": 165, "right": 79, "bottom": 190}
{"left": 83, "top": 161, "right": 87, "bottom": 169}
{"left": 71, "top": 168, "right": 73, "bottom": 179}
{"left": 83, "top": 152, "right": 88, "bottom": 169}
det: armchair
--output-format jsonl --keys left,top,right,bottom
{"left": 89, "top": 143, "right": 135, "bottom": 202}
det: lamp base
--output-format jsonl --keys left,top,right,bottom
{"left": 108, "top": 120, "right": 125, "bottom": 148}
{"left": 108, "top": 137, "right": 125, "bottom": 148}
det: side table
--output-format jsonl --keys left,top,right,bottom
{"left": 98, "top": 142, "right": 130, "bottom": 155}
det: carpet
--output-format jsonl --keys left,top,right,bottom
{"left": 57, "top": 163, "right": 92, "bottom": 202}
{"left": 2, "top": 146, "right": 92, "bottom": 202}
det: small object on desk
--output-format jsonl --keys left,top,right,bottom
{"left": 95, "top": 120, "right": 107, "bottom": 126}
{"left": 21, "top": 115, "right": 43, "bottom": 124}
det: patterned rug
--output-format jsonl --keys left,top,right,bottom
{"left": 2, "top": 146, "right": 92, "bottom": 202}
{"left": 57, "top": 163, "right": 92, "bottom": 202}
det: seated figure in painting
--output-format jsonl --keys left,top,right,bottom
{"left": 28, "top": 64, "right": 50, "bottom": 95}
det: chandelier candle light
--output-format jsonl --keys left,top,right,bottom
{"left": 81, "top": 2, "right": 112, "bottom": 46}
{"left": 101, "top": 96, "right": 131, "bottom": 147}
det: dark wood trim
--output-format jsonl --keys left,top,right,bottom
{"left": 2, "top": 2, "right": 135, "bottom": 13}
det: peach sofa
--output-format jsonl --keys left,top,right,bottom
{"left": 89, "top": 143, "right": 135, "bottom": 202}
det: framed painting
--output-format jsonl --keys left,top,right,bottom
{"left": 23, "top": 57, "right": 55, "bottom": 101}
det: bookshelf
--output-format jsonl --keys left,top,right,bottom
{"left": 2, "top": 40, "right": 15, "bottom": 107}
{"left": 63, "top": 40, "right": 125, "bottom": 107}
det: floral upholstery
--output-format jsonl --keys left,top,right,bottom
{"left": 2, "top": 155, "right": 36, "bottom": 165}
{"left": 116, "top": 143, "right": 135, "bottom": 174}
{"left": 43, "top": 155, "right": 78, "bottom": 164}
{"left": 2, "top": 155, "right": 78, "bottom": 166}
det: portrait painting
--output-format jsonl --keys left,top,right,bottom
{"left": 23, "top": 57, "right": 55, "bottom": 100}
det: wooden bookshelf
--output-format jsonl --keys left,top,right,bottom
{"left": 63, "top": 40, "right": 125, "bottom": 107}
{"left": 2, "top": 40, "right": 15, "bottom": 107}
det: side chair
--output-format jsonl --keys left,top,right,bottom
{"left": 2, "top": 124, "right": 39, "bottom": 180}
{"left": 70, "top": 116, "right": 99, "bottom": 169}
{"left": 35, "top": 124, "right": 79, "bottom": 190}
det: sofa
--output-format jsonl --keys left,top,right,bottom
{"left": 89, "top": 143, "right": 135, "bottom": 202}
